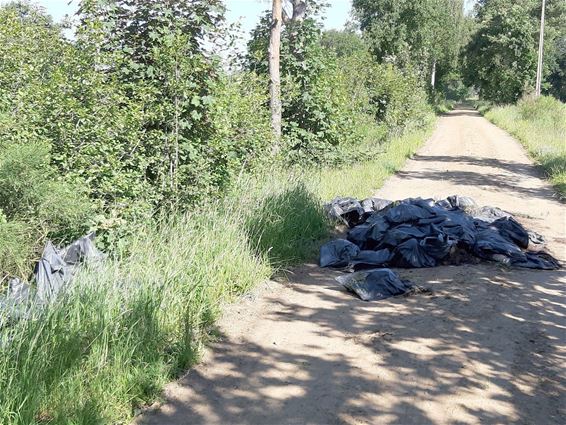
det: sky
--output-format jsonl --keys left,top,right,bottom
{"left": 10, "top": 1, "right": 353, "bottom": 35}
{"left": 2, "top": 0, "right": 477, "bottom": 41}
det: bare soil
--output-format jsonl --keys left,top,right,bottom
{"left": 136, "top": 107, "right": 566, "bottom": 424}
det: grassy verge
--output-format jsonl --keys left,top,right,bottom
{"left": 310, "top": 119, "right": 435, "bottom": 200}
{"left": 0, "top": 118, "right": 435, "bottom": 424}
{"left": 481, "top": 96, "right": 566, "bottom": 198}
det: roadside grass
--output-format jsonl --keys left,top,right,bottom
{"left": 310, "top": 118, "right": 436, "bottom": 200}
{"left": 0, "top": 118, "right": 435, "bottom": 424}
{"left": 434, "top": 99, "right": 456, "bottom": 114}
{"left": 482, "top": 96, "right": 566, "bottom": 198}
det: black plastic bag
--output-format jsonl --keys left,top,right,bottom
{"left": 325, "top": 197, "right": 364, "bottom": 227}
{"left": 321, "top": 195, "right": 560, "bottom": 272}
{"left": 380, "top": 224, "right": 429, "bottom": 248}
{"left": 434, "top": 212, "right": 477, "bottom": 247}
{"left": 384, "top": 203, "right": 433, "bottom": 224}
{"left": 365, "top": 215, "right": 391, "bottom": 244}
{"left": 349, "top": 249, "right": 392, "bottom": 270}
{"left": 347, "top": 224, "right": 372, "bottom": 247}
{"left": 512, "top": 252, "right": 560, "bottom": 270}
{"left": 473, "top": 230, "right": 524, "bottom": 262}
{"left": 447, "top": 195, "right": 477, "bottom": 210}
{"left": 393, "top": 238, "right": 438, "bottom": 268}
{"left": 34, "top": 241, "right": 71, "bottom": 302}
{"left": 60, "top": 233, "right": 105, "bottom": 265}
{"left": 337, "top": 268, "right": 414, "bottom": 301}
{"left": 491, "top": 217, "right": 530, "bottom": 249}
{"left": 420, "top": 234, "right": 456, "bottom": 260}
{"left": 0, "top": 278, "right": 33, "bottom": 323}
{"left": 34, "top": 233, "right": 104, "bottom": 302}
{"left": 319, "top": 239, "right": 360, "bottom": 268}
{"left": 473, "top": 206, "right": 512, "bottom": 223}
{"left": 361, "top": 198, "right": 393, "bottom": 214}
{"left": 527, "top": 230, "right": 545, "bottom": 247}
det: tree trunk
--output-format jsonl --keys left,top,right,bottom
{"left": 535, "top": 0, "right": 546, "bottom": 97}
{"left": 431, "top": 59, "right": 436, "bottom": 89}
{"left": 269, "top": 0, "right": 282, "bottom": 153}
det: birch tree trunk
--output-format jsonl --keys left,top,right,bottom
{"left": 535, "top": 0, "right": 546, "bottom": 97}
{"left": 431, "top": 59, "right": 436, "bottom": 89}
{"left": 269, "top": 0, "right": 282, "bottom": 152}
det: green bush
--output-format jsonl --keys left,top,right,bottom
{"left": 367, "top": 63, "right": 431, "bottom": 134}
{"left": 0, "top": 217, "right": 33, "bottom": 280}
{"left": 0, "top": 141, "right": 92, "bottom": 238}
{"left": 463, "top": 0, "right": 537, "bottom": 104}
{"left": 247, "top": 16, "right": 364, "bottom": 166}
{"left": 0, "top": 138, "right": 92, "bottom": 279}
{"left": 209, "top": 72, "right": 272, "bottom": 180}
{"left": 337, "top": 53, "right": 431, "bottom": 136}
{"left": 247, "top": 16, "right": 431, "bottom": 168}
{"left": 517, "top": 95, "right": 566, "bottom": 126}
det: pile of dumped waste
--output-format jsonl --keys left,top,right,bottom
{"left": 0, "top": 233, "right": 104, "bottom": 323}
{"left": 321, "top": 196, "right": 560, "bottom": 301}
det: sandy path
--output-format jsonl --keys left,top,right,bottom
{"left": 136, "top": 107, "right": 566, "bottom": 425}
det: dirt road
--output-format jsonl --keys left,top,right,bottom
{"left": 136, "top": 107, "right": 566, "bottom": 424}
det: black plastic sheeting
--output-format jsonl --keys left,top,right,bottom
{"left": 34, "top": 233, "right": 104, "bottom": 302}
{"left": 1, "top": 233, "right": 104, "bottom": 322}
{"left": 322, "top": 196, "right": 560, "bottom": 272}
{"left": 336, "top": 268, "right": 414, "bottom": 301}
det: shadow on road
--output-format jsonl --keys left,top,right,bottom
{"left": 138, "top": 264, "right": 565, "bottom": 424}
{"left": 395, "top": 154, "right": 561, "bottom": 203}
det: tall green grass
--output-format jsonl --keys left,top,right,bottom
{"left": 483, "top": 96, "right": 566, "bottom": 198}
{"left": 310, "top": 119, "right": 435, "bottom": 200}
{"left": 0, "top": 120, "right": 434, "bottom": 424}
{"left": 0, "top": 175, "right": 326, "bottom": 424}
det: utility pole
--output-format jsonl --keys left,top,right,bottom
{"left": 269, "top": 0, "right": 283, "bottom": 152}
{"left": 535, "top": 0, "right": 546, "bottom": 97}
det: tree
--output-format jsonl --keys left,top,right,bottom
{"left": 534, "top": 0, "right": 546, "bottom": 97}
{"left": 269, "top": 0, "right": 283, "bottom": 148}
{"left": 464, "top": 0, "right": 565, "bottom": 103}
{"left": 352, "top": 0, "right": 465, "bottom": 89}
{"left": 76, "top": 0, "right": 228, "bottom": 204}
{"left": 546, "top": 36, "right": 566, "bottom": 101}
{"left": 542, "top": 0, "right": 566, "bottom": 100}
{"left": 246, "top": 1, "right": 361, "bottom": 164}
{"left": 321, "top": 29, "right": 367, "bottom": 58}
{"left": 464, "top": 0, "right": 537, "bottom": 103}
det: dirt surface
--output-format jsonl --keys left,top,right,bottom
{"left": 136, "top": 107, "right": 566, "bottom": 425}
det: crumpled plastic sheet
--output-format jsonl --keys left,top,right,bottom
{"left": 1, "top": 233, "right": 104, "bottom": 323}
{"left": 336, "top": 268, "right": 414, "bottom": 301}
{"left": 34, "top": 233, "right": 104, "bottom": 302}
{"left": 322, "top": 195, "right": 560, "bottom": 272}
{"left": 324, "top": 197, "right": 365, "bottom": 227}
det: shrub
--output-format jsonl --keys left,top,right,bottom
{"left": 0, "top": 217, "right": 33, "bottom": 280}
{"left": 0, "top": 137, "right": 92, "bottom": 279}
{"left": 208, "top": 72, "right": 272, "bottom": 181}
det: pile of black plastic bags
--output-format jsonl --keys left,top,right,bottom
{"left": 321, "top": 195, "right": 560, "bottom": 301}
